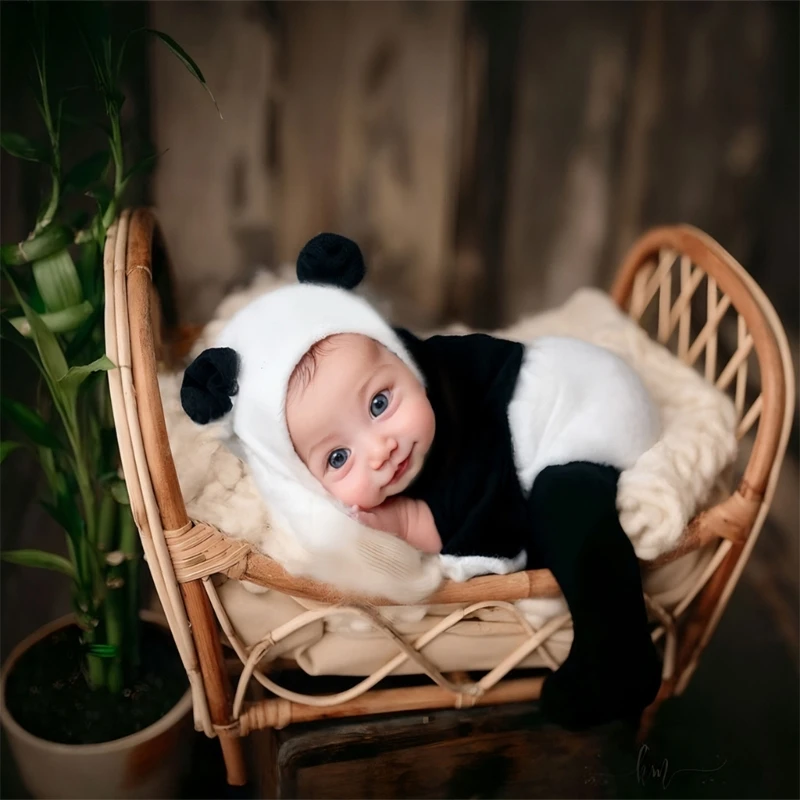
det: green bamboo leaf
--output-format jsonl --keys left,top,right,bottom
{"left": 0, "top": 314, "right": 36, "bottom": 354}
{"left": 100, "top": 429, "right": 122, "bottom": 477}
{"left": 38, "top": 467, "right": 87, "bottom": 583}
{"left": 62, "top": 151, "right": 110, "bottom": 195}
{"left": 64, "top": 303, "right": 103, "bottom": 361}
{"left": 0, "top": 441, "right": 23, "bottom": 463}
{"left": 41, "top": 496, "right": 84, "bottom": 548}
{"left": 55, "top": 96, "right": 66, "bottom": 143}
{"left": 11, "top": 301, "right": 93, "bottom": 337}
{"left": 13, "top": 294, "right": 70, "bottom": 383}
{"left": 74, "top": 240, "right": 101, "bottom": 300}
{"left": 110, "top": 481, "right": 130, "bottom": 505}
{"left": 37, "top": 470, "right": 84, "bottom": 596}
{"left": 86, "top": 183, "right": 113, "bottom": 215}
{"left": 122, "top": 148, "right": 168, "bottom": 182}
{"left": 32, "top": 249, "right": 84, "bottom": 312}
{"left": 0, "top": 395, "right": 63, "bottom": 449}
{"left": 38, "top": 446, "right": 62, "bottom": 496}
{"left": 146, "top": 29, "right": 222, "bottom": 118}
{"left": 58, "top": 354, "right": 115, "bottom": 396}
{"left": 0, "top": 131, "right": 50, "bottom": 163}
{"left": 1, "top": 549, "right": 76, "bottom": 579}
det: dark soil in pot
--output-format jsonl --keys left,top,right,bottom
{"left": 4, "top": 621, "right": 188, "bottom": 745}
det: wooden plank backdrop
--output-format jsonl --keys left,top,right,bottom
{"left": 149, "top": 0, "right": 787, "bottom": 330}
{"left": 151, "top": 0, "right": 465, "bottom": 327}
{"left": 279, "top": 1, "right": 464, "bottom": 328}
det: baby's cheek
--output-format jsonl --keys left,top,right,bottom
{"left": 331, "top": 471, "right": 378, "bottom": 510}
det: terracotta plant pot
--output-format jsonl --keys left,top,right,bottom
{"left": 0, "top": 610, "right": 194, "bottom": 800}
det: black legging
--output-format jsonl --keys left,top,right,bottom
{"left": 524, "top": 461, "right": 661, "bottom": 729}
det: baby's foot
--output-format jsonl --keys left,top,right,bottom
{"left": 540, "top": 634, "right": 662, "bottom": 730}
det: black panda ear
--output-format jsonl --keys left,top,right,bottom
{"left": 296, "top": 233, "right": 365, "bottom": 289}
{"left": 180, "top": 347, "right": 240, "bottom": 424}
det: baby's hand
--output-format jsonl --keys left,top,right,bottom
{"left": 350, "top": 498, "right": 442, "bottom": 555}
{"left": 350, "top": 497, "right": 409, "bottom": 536}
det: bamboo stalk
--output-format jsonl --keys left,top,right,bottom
{"left": 102, "top": 492, "right": 126, "bottom": 693}
{"left": 120, "top": 505, "right": 141, "bottom": 674}
{"left": 104, "top": 552, "right": 126, "bottom": 694}
{"left": 96, "top": 490, "right": 116, "bottom": 553}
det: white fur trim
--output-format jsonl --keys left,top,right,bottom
{"left": 439, "top": 551, "right": 528, "bottom": 582}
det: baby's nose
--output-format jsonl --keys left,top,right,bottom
{"left": 368, "top": 437, "right": 397, "bottom": 470}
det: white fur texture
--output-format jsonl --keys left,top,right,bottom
{"left": 509, "top": 336, "right": 661, "bottom": 492}
{"left": 439, "top": 551, "right": 529, "bottom": 583}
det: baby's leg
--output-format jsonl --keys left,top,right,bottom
{"left": 527, "top": 461, "right": 661, "bottom": 729}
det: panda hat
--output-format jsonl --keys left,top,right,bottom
{"left": 180, "top": 233, "right": 424, "bottom": 551}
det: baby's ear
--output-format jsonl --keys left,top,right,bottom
{"left": 296, "top": 233, "right": 365, "bottom": 289}
{"left": 180, "top": 347, "right": 240, "bottom": 424}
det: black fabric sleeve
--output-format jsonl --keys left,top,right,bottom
{"left": 394, "top": 327, "right": 528, "bottom": 560}
{"left": 429, "top": 473, "right": 527, "bottom": 560}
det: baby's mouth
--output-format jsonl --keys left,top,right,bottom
{"left": 388, "top": 449, "right": 413, "bottom": 485}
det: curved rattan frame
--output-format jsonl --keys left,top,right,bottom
{"left": 105, "top": 208, "right": 794, "bottom": 785}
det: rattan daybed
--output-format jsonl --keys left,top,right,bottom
{"left": 104, "top": 208, "right": 794, "bottom": 785}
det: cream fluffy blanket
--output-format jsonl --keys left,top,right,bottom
{"left": 160, "top": 268, "right": 737, "bottom": 607}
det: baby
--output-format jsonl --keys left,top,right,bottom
{"left": 181, "top": 233, "right": 662, "bottom": 729}
{"left": 285, "top": 332, "right": 442, "bottom": 555}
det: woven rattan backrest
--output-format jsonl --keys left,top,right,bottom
{"left": 610, "top": 226, "right": 794, "bottom": 692}
{"left": 611, "top": 226, "right": 792, "bottom": 525}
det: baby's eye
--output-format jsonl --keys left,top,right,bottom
{"left": 370, "top": 390, "right": 391, "bottom": 418}
{"left": 327, "top": 448, "right": 350, "bottom": 470}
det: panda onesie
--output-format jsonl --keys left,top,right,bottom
{"left": 181, "top": 233, "right": 662, "bottom": 729}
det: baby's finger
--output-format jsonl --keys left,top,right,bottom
{"left": 351, "top": 508, "right": 375, "bottom": 527}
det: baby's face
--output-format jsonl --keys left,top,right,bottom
{"left": 286, "top": 334, "right": 435, "bottom": 510}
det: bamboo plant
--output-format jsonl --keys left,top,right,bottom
{"left": 0, "top": 3, "right": 218, "bottom": 693}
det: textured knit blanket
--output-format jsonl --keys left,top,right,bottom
{"left": 159, "top": 268, "right": 737, "bottom": 606}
